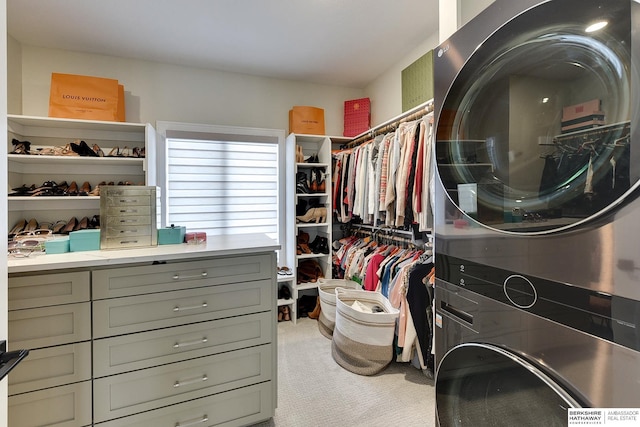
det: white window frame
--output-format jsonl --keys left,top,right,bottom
{"left": 155, "top": 121, "right": 286, "bottom": 247}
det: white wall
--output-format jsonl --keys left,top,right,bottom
{"left": 363, "top": 34, "right": 439, "bottom": 126}
{"left": 17, "top": 46, "right": 365, "bottom": 136}
{"left": 363, "top": 0, "right": 493, "bottom": 128}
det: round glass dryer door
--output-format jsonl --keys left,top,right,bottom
{"left": 436, "top": 343, "right": 581, "bottom": 427}
{"left": 436, "top": 0, "right": 636, "bottom": 234}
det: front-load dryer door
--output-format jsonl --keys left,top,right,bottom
{"left": 436, "top": 343, "right": 581, "bottom": 427}
{"left": 435, "top": 0, "right": 638, "bottom": 234}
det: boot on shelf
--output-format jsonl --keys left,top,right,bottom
{"left": 297, "top": 230, "right": 312, "bottom": 255}
{"left": 296, "top": 145, "right": 305, "bottom": 163}
{"left": 296, "top": 171, "right": 310, "bottom": 194}
{"left": 309, "top": 168, "right": 318, "bottom": 193}
{"left": 308, "top": 296, "right": 321, "bottom": 320}
{"left": 296, "top": 199, "right": 308, "bottom": 217}
{"left": 296, "top": 207, "right": 327, "bottom": 223}
{"left": 316, "top": 168, "right": 326, "bottom": 193}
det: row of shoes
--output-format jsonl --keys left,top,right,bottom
{"left": 9, "top": 215, "right": 100, "bottom": 238}
{"left": 295, "top": 146, "right": 321, "bottom": 164}
{"left": 9, "top": 180, "right": 139, "bottom": 197}
{"left": 296, "top": 169, "right": 326, "bottom": 194}
{"left": 297, "top": 231, "right": 330, "bottom": 255}
{"left": 10, "top": 138, "right": 145, "bottom": 158}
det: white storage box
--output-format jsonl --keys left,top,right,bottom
{"left": 331, "top": 288, "right": 399, "bottom": 376}
{"left": 317, "top": 278, "right": 360, "bottom": 339}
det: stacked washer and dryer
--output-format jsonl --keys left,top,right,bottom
{"left": 433, "top": 0, "right": 640, "bottom": 425}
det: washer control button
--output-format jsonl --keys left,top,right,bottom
{"left": 503, "top": 274, "right": 537, "bottom": 309}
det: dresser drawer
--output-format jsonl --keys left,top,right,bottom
{"left": 93, "top": 279, "right": 272, "bottom": 338}
{"left": 103, "top": 224, "right": 153, "bottom": 237}
{"left": 8, "top": 271, "right": 90, "bottom": 310}
{"left": 9, "top": 342, "right": 91, "bottom": 395}
{"left": 104, "top": 205, "right": 153, "bottom": 217}
{"left": 93, "top": 344, "right": 272, "bottom": 422}
{"left": 9, "top": 302, "right": 91, "bottom": 349}
{"left": 9, "top": 381, "right": 92, "bottom": 427}
{"left": 102, "top": 235, "right": 155, "bottom": 249}
{"left": 97, "top": 382, "right": 273, "bottom": 427}
{"left": 94, "top": 311, "right": 272, "bottom": 377}
{"left": 92, "top": 253, "right": 273, "bottom": 299}
{"left": 104, "top": 215, "right": 153, "bottom": 227}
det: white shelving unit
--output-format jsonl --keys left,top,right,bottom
{"left": 283, "top": 133, "right": 348, "bottom": 324}
{"left": 7, "top": 115, "right": 155, "bottom": 231}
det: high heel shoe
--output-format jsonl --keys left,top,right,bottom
{"left": 9, "top": 219, "right": 27, "bottom": 237}
{"left": 66, "top": 181, "right": 79, "bottom": 196}
{"left": 24, "top": 218, "right": 39, "bottom": 232}
{"left": 93, "top": 144, "right": 105, "bottom": 157}
{"left": 120, "top": 146, "right": 131, "bottom": 157}
{"left": 79, "top": 181, "right": 91, "bottom": 196}
{"left": 107, "top": 146, "right": 120, "bottom": 157}
{"left": 52, "top": 220, "right": 67, "bottom": 234}
{"left": 74, "top": 217, "right": 89, "bottom": 231}
{"left": 61, "top": 217, "right": 78, "bottom": 234}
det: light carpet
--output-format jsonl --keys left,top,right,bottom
{"left": 251, "top": 317, "right": 436, "bottom": 427}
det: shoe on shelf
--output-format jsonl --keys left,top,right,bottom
{"left": 10, "top": 139, "right": 31, "bottom": 155}
{"left": 9, "top": 219, "right": 27, "bottom": 238}
{"left": 61, "top": 217, "right": 78, "bottom": 234}
{"left": 93, "top": 144, "right": 105, "bottom": 157}
{"left": 282, "top": 306, "right": 291, "bottom": 321}
{"left": 296, "top": 207, "right": 327, "bottom": 223}
{"left": 296, "top": 171, "right": 310, "bottom": 194}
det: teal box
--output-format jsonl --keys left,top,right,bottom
{"left": 69, "top": 229, "right": 101, "bottom": 252}
{"left": 158, "top": 225, "right": 186, "bottom": 245}
{"left": 45, "top": 237, "right": 70, "bottom": 254}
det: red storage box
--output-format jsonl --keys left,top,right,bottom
{"left": 343, "top": 98, "right": 371, "bottom": 137}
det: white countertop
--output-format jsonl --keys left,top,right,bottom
{"left": 8, "top": 234, "right": 280, "bottom": 274}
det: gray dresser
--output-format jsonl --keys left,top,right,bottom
{"left": 7, "top": 237, "right": 278, "bottom": 427}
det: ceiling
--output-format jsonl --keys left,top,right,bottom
{"left": 7, "top": 0, "right": 439, "bottom": 88}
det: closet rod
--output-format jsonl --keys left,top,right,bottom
{"left": 344, "top": 99, "right": 434, "bottom": 149}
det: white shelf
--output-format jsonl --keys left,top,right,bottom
{"left": 296, "top": 222, "right": 330, "bottom": 228}
{"left": 8, "top": 153, "right": 144, "bottom": 166}
{"left": 297, "top": 282, "right": 319, "bottom": 291}
{"left": 297, "top": 253, "right": 327, "bottom": 260}
{"left": 7, "top": 115, "right": 154, "bottom": 228}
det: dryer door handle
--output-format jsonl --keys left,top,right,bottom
{"left": 441, "top": 301, "right": 474, "bottom": 325}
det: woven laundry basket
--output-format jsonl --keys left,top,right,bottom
{"left": 331, "top": 288, "right": 399, "bottom": 376}
{"left": 317, "top": 278, "right": 360, "bottom": 339}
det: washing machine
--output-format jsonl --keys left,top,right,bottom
{"left": 433, "top": 0, "right": 640, "bottom": 425}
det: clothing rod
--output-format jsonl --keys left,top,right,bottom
{"left": 350, "top": 223, "right": 413, "bottom": 237}
{"left": 345, "top": 99, "right": 434, "bottom": 149}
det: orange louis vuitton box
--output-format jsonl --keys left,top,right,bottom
{"left": 289, "top": 106, "right": 325, "bottom": 135}
{"left": 49, "top": 73, "right": 125, "bottom": 122}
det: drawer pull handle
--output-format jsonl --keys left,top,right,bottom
{"left": 173, "top": 337, "right": 208, "bottom": 348}
{"left": 173, "top": 374, "right": 208, "bottom": 388}
{"left": 119, "top": 229, "right": 138, "bottom": 234}
{"left": 118, "top": 198, "right": 139, "bottom": 203}
{"left": 119, "top": 209, "right": 138, "bottom": 213}
{"left": 119, "top": 219, "right": 139, "bottom": 223}
{"left": 173, "top": 302, "right": 208, "bottom": 312}
{"left": 172, "top": 272, "right": 208, "bottom": 280}
{"left": 175, "top": 415, "right": 209, "bottom": 427}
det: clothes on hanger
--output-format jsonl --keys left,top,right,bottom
{"left": 333, "top": 113, "right": 435, "bottom": 232}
